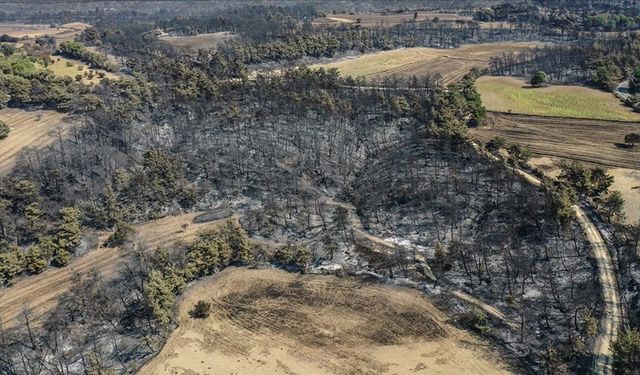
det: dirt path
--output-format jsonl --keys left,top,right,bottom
{"left": 451, "top": 291, "right": 518, "bottom": 331}
{"left": 575, "top": 206, "right": 621, "bottom": 375}
{"left": 474, "top": 141, "right": 622, "bottom": 372}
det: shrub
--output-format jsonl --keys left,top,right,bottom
{"left": 272, "top": 244, "right": 311, "bottom": 269}
{"left": 0, "top": 120, "right": 9, "bottom": 140}
{"left": 190, "top": 300, "right": 212, "bottom": 319}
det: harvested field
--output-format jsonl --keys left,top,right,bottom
{"left": 140, "top": 268, "right": 513, "bottom": 375}
{"left": 0, "top": 22, "right": 89, "bottom": 45}
{"left": 471, "top": 112, "right": 640, "bottom": 222}
{"left": 0, "top": 212, "right": 234, "bottom": 327}
{"left": 0, "top": 108, "right": 71, "bottom": 175}
{"left": 313, "top": 42, "right": 545, "bottom": 85}
{"left": 471, "top": 112, "right": 640, "bottom": 170}
{"left": 313, "top": 11, "right": 472, "bottom": 27}
{"left": 477, "top": 76, "right": 640, "bottom": 121}
{"left": 160, "top": 31, "right": 237, "bottom": 50}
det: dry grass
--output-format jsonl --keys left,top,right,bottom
{"left": 0, "top": 212, "right": 234, "bottom": 327}
{"left": 0, "top": 22, "right": 89, "bottom": 46}
{"left": 470, "top": 112, "right": 640, "bottom": 222}
{"left": 477, "top": 76, "right": 640, "bottom": 121}
{"left": 0, "top": 108, "right": 70, "bottom": 175}
{"left": 608, "top": 168, "right": 640, "bottom": 224}
{"left": 313, "top": 42, "right": 545, "bottom": 85}
{"left": 160, "top": 31, "right": 237, "bottom": 50}
{"left": 141, "top": 268, "right": 513, "bottom": 375}
{"left": 38, "top": 56, "right": 119, "bottom": 85}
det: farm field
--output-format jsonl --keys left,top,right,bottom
{"left": 470, "top": 112, "right": 640, "bottom": 222}
{"left": 0, "top": 108, "right": 71, "bottom": 175}
{"left": 313, "top": 42, "right": 545, "bottom": 85}
{"left": 0, "top": 22, "right": 89, "bottom": 46}
{"left": 0, "top": 212, "right": 234, "bottom": 327}
{"left": 160, "top": 31, "right": 237, "bottom": 50}
{"left": 140, "top": 268, "right": 513, "bottom": 375}
{"left": 477, "top": 76, "right": 640, "bottom": 121}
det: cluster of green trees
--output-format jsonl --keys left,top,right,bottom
{"left": 0, "top": 51, "right": 91, "bottom": 111}
{"left": 141, "top": 220, "right": 310, "bottom": 330}
{"left": 0, "top": 202, "right": 82, "bottom": 286}
{"left": 0, "top": 119, "right": 9, "bottom": 139}
{"left": 86, "top": 148, "right": 196, "bottom": 227}
{"left": 58, "top": 40, "right": 116, "bottom": 71}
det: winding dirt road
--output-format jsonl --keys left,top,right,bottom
{"left": 575, "top": 206, "right": 621, "bottom": 375}
{"left": 474, "top": 141, "right": 621, "bottom": 373}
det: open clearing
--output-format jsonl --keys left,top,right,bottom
{"left": 477, "top": 76, "right": 640, "bottom": 121}
{"left": 313, "top": 42, "right": 544, "bottom": 85}
{"left": 470, "top": 112, "right": 640, "bottom": 222}
{"left": 140, "top": 268, "right": 512, "bottom": 375}
{"left": 41, "top": 55, "right": 119, "bottom": 84}
{"left": 0, "top": 108, "right": 71, "bottom": 175}
{"left": 0, "top": 22, "right": 89, "bottom": 46}
{"left": 0, "top": 212, "right": 233, "bottom": 327}
{"left": 160, "top": 31, "right": 237, "bottom": 50}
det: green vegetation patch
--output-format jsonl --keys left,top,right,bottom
{"left": 477, "top": 76, "right": 640, "bottom": 121}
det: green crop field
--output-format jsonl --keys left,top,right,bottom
{"left": 477, "top": 76, "right": 640, "bottom": 121}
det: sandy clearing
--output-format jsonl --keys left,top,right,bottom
{"left": 0, "top": 212, "right": 234, "bottom": 327}
{"left": 608, "top": 168, "right": 640, "bottom": 224}
{"left": 313, "top": 42, "right": 546, "bottom": 85}
{"left": 140, "top": 267, "right": 513, "bottom": 375}
{"left": 0, "top": 108, "right": 71, "bottom": 175}
{"left": 160, "top": 31, "right": 237, "bottom": 50}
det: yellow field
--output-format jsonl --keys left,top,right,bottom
{"left": 313, "top": 42, "right": 544, "bottom": 85}
{"left": 39, "top": 56, "right": 119, "bottom": 85}
{"left": 0, "top": 108, "right": 70, "bottom": 174}
{"left": 0, "top": 22, "right": 89, "bottom": 46}
{"left": 477, "top": 76, "right": 640, "bottom": 121}
{"left": 141, "top": 268, "right": 513, "bottom": 375}
{"left": 160, "top": 31, "right": 237, "bottom": 50}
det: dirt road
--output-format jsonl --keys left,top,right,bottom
{"left": 474, "top": 141, "right": 622, "bottom": 373}
{"left": 575, "top": 206, "right": 621, "bottom": 375}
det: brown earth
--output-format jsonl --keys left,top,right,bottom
{"left": 470, "top": 112, "right": 640, "bottom": 223}
{"left": 140, "top": 268, "right": 513, "bottom": 375}
{"left": 0, "top": 212, "right": 234, "bottom": 327}
{"left": 470, "top": 112, "right": 640, "bottom": 170}
{"left": 0, "top": 22, "right": 90, "bottom": 46}
{"left": 160, "top": 31, "right": 237, "bottom": 50}
{"left": 0, "top": 108, "right": 71, "bottom": 175}
{"left": 314, "top": 42, "right": 546, "bottom": 85}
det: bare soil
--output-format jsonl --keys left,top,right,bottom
{"left": 159, "top": 31, "right": 237, "bottom": 50}
{"left": 314, "top": 42, "right": 546, "bottom": 85}
{"left": 471, "top": 112, "right": 640, "bottom": 223}
{"left": 0, "top": 108, "right": 71, "bottom": 175}
{"left": 140, "top": 268, "right": 513, "bottom": 375}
